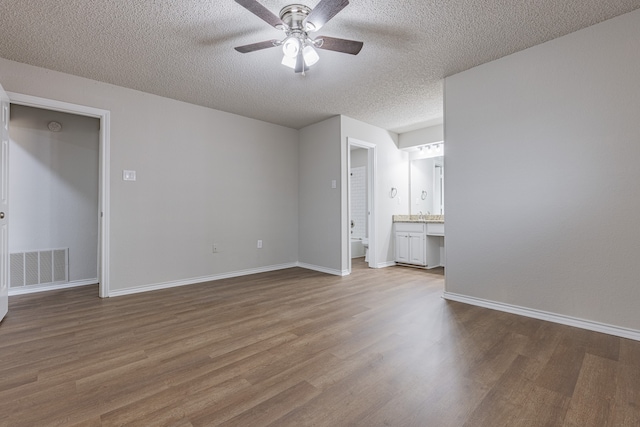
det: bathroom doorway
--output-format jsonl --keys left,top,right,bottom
{"left": 347, "top": 138, "right": 376, "bottom": 272}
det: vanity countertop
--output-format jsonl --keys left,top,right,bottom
{"left": 393, "top": 214, "right": 444, "bottom": 224}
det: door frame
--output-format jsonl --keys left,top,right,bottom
{"left": 347, "top": 137, "right": 376, "bottom": 272}
{"left": 8, "top": 92, "right": 111, "bottom": 297}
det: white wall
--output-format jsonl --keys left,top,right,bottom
{"left": 444, "top": 9, "right": 640, "bottom": 331}
{"left": 9, "top": 105, "right": 99, "bottom": 282}
{"left": 341, "top": 116, "right": 408, "bottom": 269}
{"left": 398, "top": 124, "right": 443, "bottom": 150}
{"left": 0, "top": 58, "right": 299, "bottom": 293}
{"left": 298, "top": 116, "right": 343, "bottom": 274}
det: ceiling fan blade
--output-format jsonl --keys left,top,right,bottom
{"left": 235, "top": 0, "right": 285, "bottom": 28}
{"left": 316, "top": 36, "right": 363, "bottom": 55}
{"left": 304, "top": 0, "right": 350, "bottom": 31}
{"left": 234, "top": 40, "right": 279, "bottom": 53}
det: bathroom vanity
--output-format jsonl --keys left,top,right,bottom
{"left": 394, "top": 148, "right": 444, "bottom": 268}
{"left": 393, "top": 215, "right": 444, "bottom": 268}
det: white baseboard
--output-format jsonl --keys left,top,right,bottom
{"left": 376, "top": 261, "right": 397, "bottom": 268}
{"left": 298, "top": 263, "right": 349, "bottom": 276}
{"left": 9, "top": 279, "right": 97, "bottom": 296}
{"left": 108, "top": 263, "right": 298, "bottom": 297}
{"left": 443, "top": 292, "right": 640, "bottom": 342}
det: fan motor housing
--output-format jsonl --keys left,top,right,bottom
{"left": 279, "top": 4, "right": 312, "bottom": 30}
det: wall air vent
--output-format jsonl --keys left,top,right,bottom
{"left": 9, "top": 248, "right": 68, "bottom": 288}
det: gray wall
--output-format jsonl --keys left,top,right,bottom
{"left": 444, "top": 9, "right": 640, "bottom": 330}
{"left": 1, "top": 57, "right": 299, "bottom": 293}
{"left": 9, "top": 105, "right": 99, "bottom": 282}
{"left": 298, "top": 116, "right": 343, "bottom": 274}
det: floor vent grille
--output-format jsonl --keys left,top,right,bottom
{"left": 10, "top": 249, "right": 69, "bottom": 288}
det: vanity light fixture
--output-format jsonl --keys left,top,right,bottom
{"left": 412, "top": 142, "right": 444, "bottom": 159}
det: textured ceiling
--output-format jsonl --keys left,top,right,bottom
{"left": 0, "top": 1, "right": 638, "bottom": 132}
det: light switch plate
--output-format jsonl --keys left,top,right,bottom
{"left": 123, "top": 170, "right": 137, "bottom": 181}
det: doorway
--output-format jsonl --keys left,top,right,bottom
{"left": 7, "top": 92, "right": 110, "bottom": 297}
{"left": 9, "top": 105, "right": 99, "bottom": 295}
{"left": 347, "top": 137, "right": 376, "bottom": 273}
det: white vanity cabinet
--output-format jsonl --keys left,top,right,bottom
{"left": 394, "top": 221, "right": 444, "bottom": 268}
{"left": 394, "top": 223, "right": 426, "bottom": 266}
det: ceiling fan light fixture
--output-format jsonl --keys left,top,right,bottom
{"left": 303, "top": 45, "right": 319, "bottom": 66}
{"left": 281, "top": 54, "right": 297, "bottom": 69}
{"left": 282, "top": 36, "right": 301, "bottom": 57}
{"left": 234, "top": 0, "right": 363, "bottom": 74}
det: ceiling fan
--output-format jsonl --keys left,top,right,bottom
{"left": 234, "top": 0, "right": 363, "bottom": 75}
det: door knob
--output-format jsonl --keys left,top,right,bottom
{"left": 0, "top": 212, "right": 4, "bottom": 219}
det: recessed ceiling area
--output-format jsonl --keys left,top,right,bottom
{"left": 0, "top": 1, "right": 638, "bottom": 132}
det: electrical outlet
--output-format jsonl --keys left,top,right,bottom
{"left": 257, "top": 240, "right": 263, "bottom": 249}
{"left": 212, "top": 243, "right": 218, "bottom": 253}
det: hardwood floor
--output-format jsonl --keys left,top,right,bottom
{"left": 1, "top": 258, "right": 639, "bottom": 426}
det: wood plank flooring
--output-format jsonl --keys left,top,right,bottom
{"left": 1, "top": 259, "right": 639, "bottom": 426}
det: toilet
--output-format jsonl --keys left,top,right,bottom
{"left": 362, "top": 237, "right": 369, "bottom": 262}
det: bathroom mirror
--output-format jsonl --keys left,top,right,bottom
{"left": 410, "top": 156, "right": 444, "bottom": 215}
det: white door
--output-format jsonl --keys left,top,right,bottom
{"left": 0, "top": 83, "right": 9, "bottom": 321}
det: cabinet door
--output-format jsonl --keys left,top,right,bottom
{"left": 395, "top": 232, "right": 410, "bottom": 263}
{"left": 409, "top": 232, "right": 426, "bottom": 266}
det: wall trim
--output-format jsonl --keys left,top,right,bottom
{"left": 298, "top": 263, "right": 349, "bottom": 276}
{"left": 376, "top": 261, "right": 397, "bottom": 268}
{"left": 108, "top": 263, "right": 299, "bottom": 297}
{"left": 443, "top": 292, "right": 640, "bottom": 342}
{"left": 9, "top": 279, "right": 97, "bottom": 296}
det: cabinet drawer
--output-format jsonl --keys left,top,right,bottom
{"left": 426, "top": 222, "right": 444, "bottom": 236}
{"left": 394, "top": 222, "right": 425, "bottom": 233}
